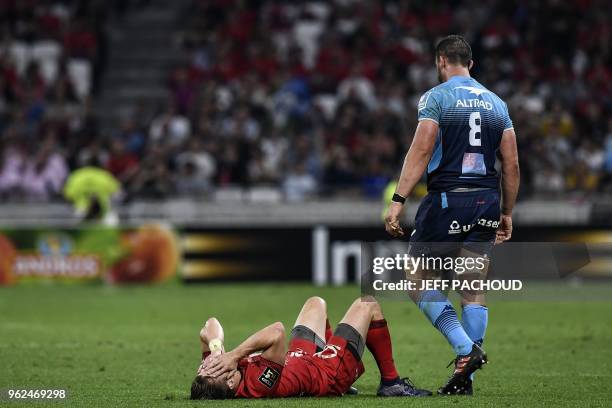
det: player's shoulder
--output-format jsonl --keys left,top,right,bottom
{"left": 419, "top": 82, "right": 448, "bottom": 99}
{"left": 417, "top": 83, "right": 446, "bottom": 111}
{"left": 418, "top": 81, "right": 460, "bottom": 110}
{"left": 239, "top": 355, "right": 283, "bottom": 396}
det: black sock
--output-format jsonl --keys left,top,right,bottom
{"left": 381, "top": 376, "right": 400, "bottom": 386}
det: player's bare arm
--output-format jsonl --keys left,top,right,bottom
{"left": 196, "top": 317, "right": 226, "bottom": 376}
{"left": 496, "top": 128, "right": 520, "bottom": 244}
{"left": 199, "top": 317, "right": 225, "bottom": 356}
{"left": 204, "top": 321, "right": 286, "bottom": 377}
{"left": 385, "top": 119, "right": 439, "bottom": 237}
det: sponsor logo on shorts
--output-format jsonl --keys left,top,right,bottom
{"left": 287, "top": 348, "right": 305, "bottom": 358}
{"left": 448, "top": 220, "right": 461, "bottom": 235}
{"left": 314, "top": 344, "right": 341, "bottom": 359}
{"left": 448, "top": 219, "right": 500, "bottom": 234}
{"left": 478, "top": 218, "right": 500, "bottom": 228}
{"left": 258, "top": 367, "right": 280, "bottom": 389}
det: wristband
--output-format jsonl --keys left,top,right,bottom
{"left": 391, "top": 193, "right": 406, "bottom": 204}
{"left": 209, "top": 338, "right": 223, "bottom": 352}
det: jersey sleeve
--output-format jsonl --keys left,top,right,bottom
{"left": 503, "top": 102, "right": 514, "bottom": 131}
{"left": 417, "top": 89, "right": 442, "bottom": 124}
{"left": 239, "top": 356, "right": 283, "bottom": 398}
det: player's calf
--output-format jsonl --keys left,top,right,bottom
{"left": 342, "top": 297, "right": 432, "bottom": 397}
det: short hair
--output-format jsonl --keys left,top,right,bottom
{"left": 190, "top": 375, "right": 235, "bottom": 400}
{"left": 435, "top": 35, "right": 472, "bottom": 67}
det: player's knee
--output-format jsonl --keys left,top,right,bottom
{"left": 364, "top": 297, "right": 382, "bottom": 315}
{"left": 360, "top": 295, "right": 377, "bottom": 304}
{"left": 351, "top": 297, "right": 377, "bottom": 313}
{"left": 305, "top": 296, "right": 326, "bottom": 312}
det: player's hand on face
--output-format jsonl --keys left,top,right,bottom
{"left": 203, "top": 351, "right": 239, "bottom": 378}
{"left": 495, "top": 214, "right": 512, "bottom": 244}
{"left": 198, "top": 355, "right": 212, "bottom": 373}
{"left": 384, "top": 202, "right": 405, "bottom": 237}
{"left": 197, "top": 353, "right": 216, "bottom": 375}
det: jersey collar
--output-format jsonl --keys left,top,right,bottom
{"left": 447, "top": 75, "right": 472, "bottom": 82}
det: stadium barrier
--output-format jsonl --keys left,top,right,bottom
{"left": 2, "top": 223, "right": 611, "bottom": 286}
{"left": 181, "top": 225, "right": 612, "bottom": 284}
{"left": 0, "top": 198, "right": 596, "bottom": 227}
{"left": 2, "top": 200, "right": 610, "bottom": 286}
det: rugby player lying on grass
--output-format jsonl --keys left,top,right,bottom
{"left": 190, "top": 296, "right": 431, "bottom": 399}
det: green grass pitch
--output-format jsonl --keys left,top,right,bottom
{"left": 1, "top": 282, "right": 611, "bottom": 407}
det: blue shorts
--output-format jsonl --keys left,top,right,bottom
{"left": 409, "top": 189, "right": 500, "bottom": 256}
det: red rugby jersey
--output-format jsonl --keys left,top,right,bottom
{"left": 233, "top": 355, "right": 283, "bottom": 398}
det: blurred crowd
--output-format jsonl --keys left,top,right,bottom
{"left": 0, "top": 0, "right": 111, "bottom": 201}
{"left": 1, "top": 0, "right": 611, "bottom": 203}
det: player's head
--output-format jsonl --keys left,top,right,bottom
{"left": 435, "top": 35, "right": 473, "bottom": 82}
{"left": 190, "top": 370, "right": 241, "bottom": 400}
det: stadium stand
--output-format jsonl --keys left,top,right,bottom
{"left": 0, "top": 0, "right": 610, "bottom": 207}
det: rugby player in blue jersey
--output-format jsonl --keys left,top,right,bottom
{"left": 384, "top": 35, "right": 520, "bottom": 395}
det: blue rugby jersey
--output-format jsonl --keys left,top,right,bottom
{"left": 417, "top": 75, "right": 513, "bottom": 192}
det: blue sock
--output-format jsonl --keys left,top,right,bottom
{"left": 462, "top": 304, "right": 488, "bottom": 380}
{"left": 418, "top": 291, "right": 474, "bottom": 356}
